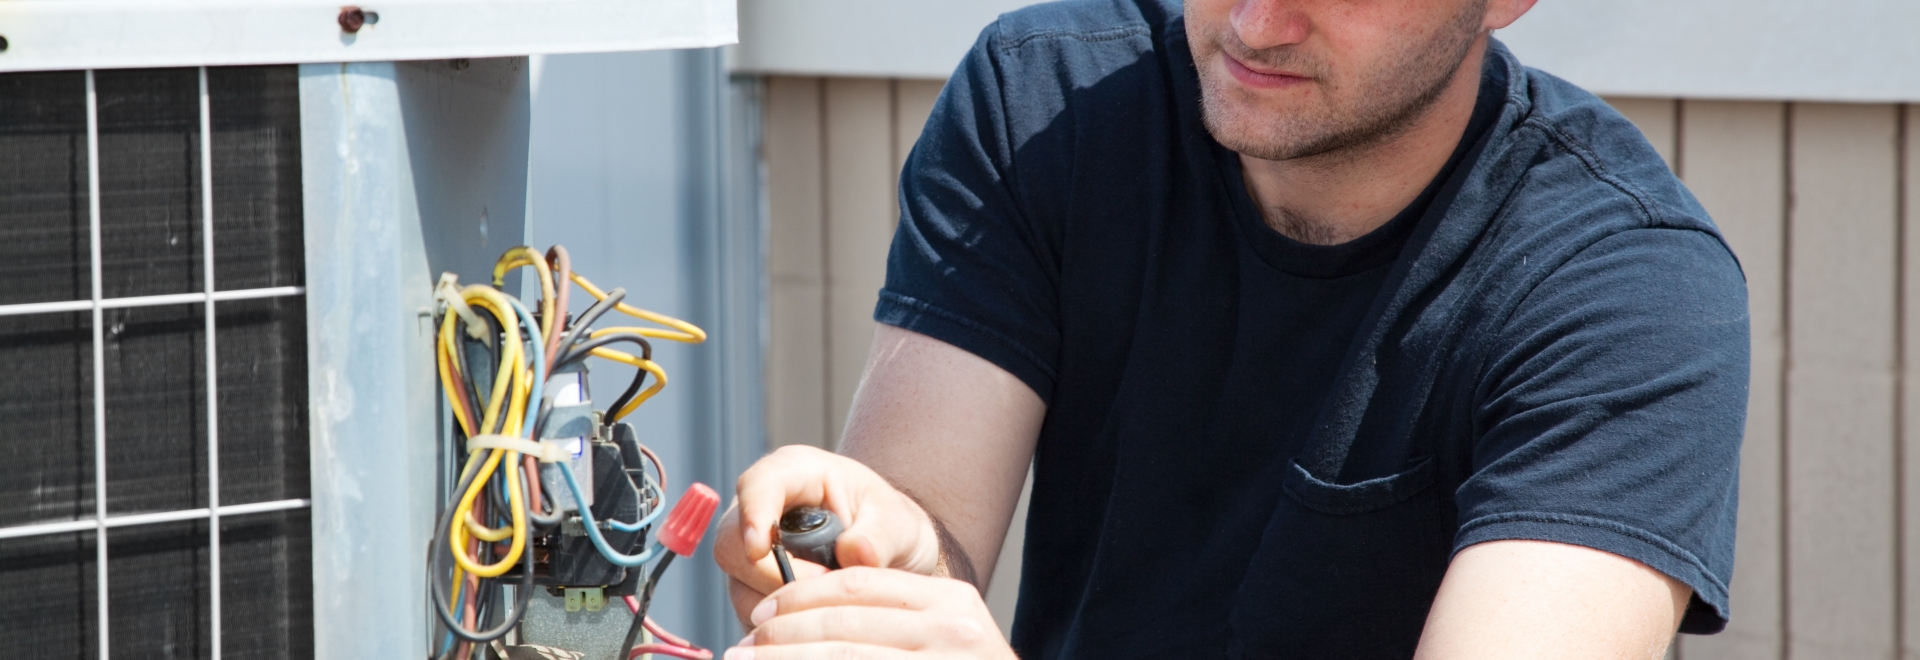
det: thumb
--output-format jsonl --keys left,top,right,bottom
{"left": 834, "top": 534, "right": 887, "bottom": 569}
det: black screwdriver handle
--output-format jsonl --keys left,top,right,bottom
{"left": 777, "top": 506, "right": 843, "bottom": 572}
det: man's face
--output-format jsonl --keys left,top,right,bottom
{"left": 1187, "top": 0, "right": 1490, "bottom": 162}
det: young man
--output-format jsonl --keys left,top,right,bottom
{"left": 716, "top": 0, "right": 1748, "bottom": 657}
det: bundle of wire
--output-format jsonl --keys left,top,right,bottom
{"left": 428, "top": 245, "right": 714, "bottom": 660}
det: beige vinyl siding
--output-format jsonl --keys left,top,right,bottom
{"left": 761, "top": 78, "right": 1920, "bottom": 654}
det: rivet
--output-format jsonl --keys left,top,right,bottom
{"left": 338, "top": 6, "right": 367, "bottom": 33}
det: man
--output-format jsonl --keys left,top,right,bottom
{"left": 716, "top": 0, "right": 1747, "bottom": 657}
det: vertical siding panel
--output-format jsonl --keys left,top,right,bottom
{"left": 763, "top": 77, "right": 830, "bottom": 450}
{"left": 1903, "top": 103, "right": 1920, "bottom": 660}
{"left": 1674, "top": 100, "right": 1787, "bottom": 660}
{"left": 1787, "top": 102, "right": 1902, "bottom": 660}
{"left": 1605, "top": 97, "right": 1679, "bottom": 170}
{"left": 823, "top": 78, "right": 897, "bottom": 447}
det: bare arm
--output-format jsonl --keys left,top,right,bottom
{"left": 715, "top": 324, "right": 1043, "bottom": 622}
{"left": 838, "top": 323, "right": 1045, "bottom": 588}
{"left": 1414, "top": 540, "right": 1691, "bottom": 659}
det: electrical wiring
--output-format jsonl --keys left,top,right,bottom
{"left": 570, "top": 273, "right": 708, "bottom": 344}
{"left": 430, "top": 245, "right": 713, "bottom": 654}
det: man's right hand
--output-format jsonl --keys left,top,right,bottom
{"left": 714, "top": 445, "right": 946, "bottom": 625}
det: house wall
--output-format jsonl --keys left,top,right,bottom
{"left": 758, "top": 75, "right": 1920, "bottom": 658}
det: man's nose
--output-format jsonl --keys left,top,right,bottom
{"left": 1230, "top": 0, "right": 1311, "bottom": 51}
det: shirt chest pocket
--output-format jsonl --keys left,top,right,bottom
{"left": 1227, "top": 457, "right": 1453, "bottom": 659}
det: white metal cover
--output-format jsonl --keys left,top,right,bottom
{"left": 732, "top": 0, "right": 1920, "bottom": 103}
{"left": 0, "top": 0, "right": 736, "bottom": 73}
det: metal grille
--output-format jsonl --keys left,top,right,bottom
{"left": 0, "top": 66, "right": 312, "bottom": 659}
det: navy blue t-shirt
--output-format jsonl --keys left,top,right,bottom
{"left": 875, "top": 1, "right": 1750, "bottom": 657}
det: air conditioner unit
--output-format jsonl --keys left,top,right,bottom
{"left": 0, "top": 4, "right": 743, "bottom": 658}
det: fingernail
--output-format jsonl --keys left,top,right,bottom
{"left": 750, "top": 597, "right": 777, "bottom": 626}
{"left": 724, "top": 648, "right": 754, "bottom": 660}
{"left": 736, "top": 633, "right": 755, "bottom": 647}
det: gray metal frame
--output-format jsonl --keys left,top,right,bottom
{"left": 298, "top": 57, "right": 532, "bottom": 659}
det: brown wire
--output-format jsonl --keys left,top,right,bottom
{"left": 638, "top": 442, "right": 669, "bottom": 502}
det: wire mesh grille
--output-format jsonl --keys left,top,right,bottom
{"left": 0, "top": 66, "right": 314, "bottom": 660}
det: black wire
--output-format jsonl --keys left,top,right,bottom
{"left": 444, "top": 316, "right": 486, "bottom": 433}
{"left": 555, "top": 331, "right": 653, "bottom": 370}
{"left": 606, "top": 367, "right": 651, "bottom": 425}
{"left": 617, "top": 553, "right": 678, "bottom": 660}
{"left": 553, "top": 286, "right": 627, "bottom": 363}
{"left": 428, "top": 455, "right": 536, "bottom": 644}
{"left": 553, "top": 332, "right": 655, "bottom": 419}
{"left": 773, "top": 544, "right": 796, "bottom": 585}
{"left": 458, "top": 312, "right": 505, "bottom": 435}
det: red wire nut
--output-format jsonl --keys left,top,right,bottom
{"left": 660, "top": 483, "right": 720, "bottom": 557}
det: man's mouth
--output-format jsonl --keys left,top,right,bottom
{"left": 1222, "top": 51, "right": 1312, "bottom": 90}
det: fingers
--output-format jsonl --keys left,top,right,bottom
{"left": 763, "top": 567, "right": 972, "bottom": 616}
{"left": 732, "top": 568, "right": 1012, "bottom": 660}
{"left": 727, "top": 578, "right": 762, "bottom": 629}
{"left": 722, "top": 445, "right": 941, "bottom": 579}
{"left": 748, "top": 606, "right": 932, "bottom": 650}
{"left": 725, "top": 642, "right": 913, "bottom": 660}
{"left": 718, "top": 501, "right": 834, "bottom": 596}
{"left": 733, "top": 446, "right": 853, "bottom": 561}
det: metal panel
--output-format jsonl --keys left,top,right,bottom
{"left": 0, "top": 0, "right": 735, "bottom": 73}
{"left": 1499, "top": 0, "right": 1920, "bottom": 103}
{"left": 822, "top": 78, "right": 895, "bottom": 447}
{"left": 298, "top": 56, "right": 530, "bottom": 658}
{"left": 764, "top": 77, "right": 830, "bottom": 450}
{"left": 734, "top": 1, "right": 1920, "bottom": 102}
{"left": 734, "top": 0, "right": 1030, "bottom": 79}
{"left": 1674, "top": 100, "right": 1786, "bottom": 660}
{"left": 1785, "top": 102, "right": 1901, "bottom": 660}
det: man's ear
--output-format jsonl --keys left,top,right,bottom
{"left": 1484, "top": 0, "right": 1539, "bottom": 31}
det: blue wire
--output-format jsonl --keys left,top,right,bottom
{"left": 607, "top": 486, "right": 667, "bottom": 533}
{"left": 439, "top": 572, "right": 471, "bottom": 654}
{"left": 505, "top": 296, "right": 546, "bottom": 439}
{"left": 557, "top": 460, "right": 664, "bottom": 567}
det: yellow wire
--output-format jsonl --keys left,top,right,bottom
{"left": 463, "top": 291, "right": 521, "bottom": 434}
{"left": 433, "top": 252, "right": 713, "bottom": 592}
{"left": 435, "top": 313, "right": 475, "bottom": 438}
{"left": 586, "top": 345, "right": 669, "bottom": 422}
{"left": 570, "top": 273, "right": 708, "bottom": 344}
{"left": 445, "top": 286, "right": 533, "bottom": 577}
{"left": 493, "top": 247, "right": 558, "bottom": 350}
{"left": 448, "top": 447, "right": 526, "bottom": 577}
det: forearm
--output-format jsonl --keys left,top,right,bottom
{"left": 838, "top": 324, "right": 1043, "bottom": 590}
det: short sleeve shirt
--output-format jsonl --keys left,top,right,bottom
{"left": 875, "top": 1, "right": 1750, "bottom": 657}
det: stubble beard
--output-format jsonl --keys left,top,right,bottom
{"left": 1192, "top": 5, "right": 1487, "bottom": 163}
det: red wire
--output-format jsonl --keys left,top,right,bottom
{"left": 620, "top": 596, "right": 707, "bottom": 658}
{"left": 644, "top": 617, "right": 697, "bottom": 649}
{"left": 627, "top": 644, "right": 712, "bottom": 660}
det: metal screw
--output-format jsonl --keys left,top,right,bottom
{"left": 0, "top": 36, "right": 9, "bottom": 53}
{"left": 338, "top": 6, "right": 367, "bottom": 33}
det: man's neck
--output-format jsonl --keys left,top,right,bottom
{"left": 1239, "top": 38, "right": 1490, "bottom": 246}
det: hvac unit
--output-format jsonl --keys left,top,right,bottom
{"left": 0, "top": 3, "right": 749, "bottom": 658}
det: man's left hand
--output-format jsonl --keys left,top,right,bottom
{"left": 725, "top": 566, "right": 1018, "bottom": 660}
